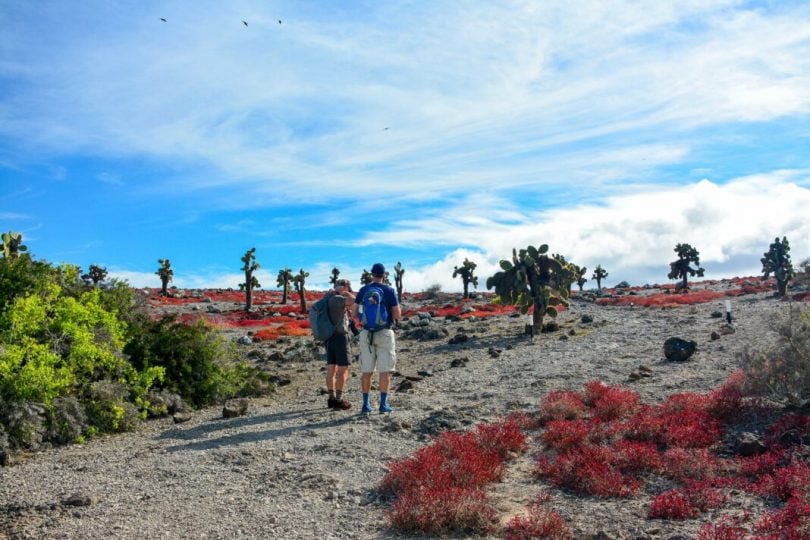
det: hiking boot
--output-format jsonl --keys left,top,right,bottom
{"left": 379, "top": 403, "right": 393, "bottom": 414}
{"left": 327, "top": 397, "right": 339, "bottom": 409}
{"left": 335, "top": 399, "right": 351, "bottom": 410}
{"left": 361, "top": 404, "right": 373, "bottom": 415}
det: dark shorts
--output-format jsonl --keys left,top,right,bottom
{"left": 325, "top": 333, "right": 351, "bottom": 366}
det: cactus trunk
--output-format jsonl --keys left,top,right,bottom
{"left": 297, "top": 284, "right": 306, "bottom": 313}
{"left": 245, "top": 271, "right": 253, "bottom": 311}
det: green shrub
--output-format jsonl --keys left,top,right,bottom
{"left": 47, "top": 397, "right": 89, "bottom": 444}
{"left": 124, "top": 315, "right": 272, "bottom": 408}
{"left": 0, "top": 270, "right": 163, "bottom": 443}
{"left": 0, "top": 401, "right": 47, "bottom": 450}
{"left": 739, "top": 305, "right": 810, "bottom": 406}
{"left": 0, "top": 255, "right": 56, "bottom": 313}
{"left": 84, "top": 381, "right": 141, "bottom": 433}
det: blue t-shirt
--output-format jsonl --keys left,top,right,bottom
{"left": 354, "top": 282, "right": 399, "bottom": 327}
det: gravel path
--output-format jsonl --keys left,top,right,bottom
{"left": 0, "top": 291, "right": 790, "bottom": 539}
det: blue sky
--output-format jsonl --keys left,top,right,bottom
{"left": 2, "top": 1, "right": 810, "bottom": 292}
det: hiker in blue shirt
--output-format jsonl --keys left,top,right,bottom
{"left": 352, "top": 263, "right": 401, "bottom": 414}
{"left": 324, "top": 279, "right": 356, "bottom": 410}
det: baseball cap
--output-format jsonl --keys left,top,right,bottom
{"left": 371, "top": 263, "right": 386, "bottom": 276}
{"left": 335, "top": 279, "right": 353, "bottom": 292}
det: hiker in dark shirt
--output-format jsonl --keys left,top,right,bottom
{"left": 325, "top": 279, "right": 356, "bottom": 410}
{"left": 352, "top": 263, "right": 401, "bottom": 414}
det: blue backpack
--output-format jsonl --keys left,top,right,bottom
{"left": 360, "top": 285, "right": 389, "bottom": 332}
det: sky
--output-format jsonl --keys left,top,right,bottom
{"left": 2, "top": 1, "right": 810, "bottom": 293}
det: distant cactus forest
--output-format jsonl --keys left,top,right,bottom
{"left": 0, "top": 230, "right": 806, "bottom": 462}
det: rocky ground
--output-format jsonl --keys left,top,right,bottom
{"left": 0, "top": 283, "right": 800, "bottom": 539}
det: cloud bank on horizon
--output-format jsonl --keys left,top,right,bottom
{"left": 1, "top": 1, "right": 809, "bottom": 293}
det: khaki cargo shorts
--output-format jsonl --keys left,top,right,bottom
{"left": 358, "top": 328, "right": 397, "bottom": 373}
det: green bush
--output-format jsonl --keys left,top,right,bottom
{"left": 0, "top": 250, "right": 270, "bottom": 452}
{"left": 0, "top": 255, "right": 55, "bottom": 313}
{"left": 124, "top": 315, "right": 272, "bottom": 408}
{"left": 739, "top": 305, "right": 810, "bottom": 406}
{"left": 47, "top": 397, "right": 89, "bottom": 444}
{"left": 84, "top": 381, "right": 141, "bottom": 433}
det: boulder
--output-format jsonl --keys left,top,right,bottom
{"left": 172, "top": 412, "right": 193, "bottom": 424}
{"left": 735, "top": 432, "right": 766, "bottom": 456}
{"left": 448, "top": 334, "right": 469, "bottom": 345}
{"left": 62, "top": 493, "right": 97, "bottom": 507}
{"left": 663, "top": 337, "right": 697, "bottom": 362}
{"left": 223, "top": 398, "right": 250, "bottom": 418}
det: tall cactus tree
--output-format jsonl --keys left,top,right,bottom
{"left": 575, "top": 265, "right": 588, "bottom": 291}
{"left": 486, "top": 244, "right": 569, "bottom": 330}
{"left": 156, "top": 259, "right": 173, "bottom": 296}
{"left": 239, "top": 248, "right": 261, "bottom": 312}
{"left": 360, "top": 269, "right": 372, "bottom": 286}
{"left": 81, "top": 264, "right": 108, "bottom": 286}
{"left": 276, "top": 267, "right": 293, "bottom": 304}
{"left": 1, "top": 231, "right": 28, "bottom": 259}
{"left": 761, "top": 236, "right": 795, "bottom": 297}
{"left": 452, "top": 258, "right": 479, "bottom": 299}
{"left": 293, "top": 268, "right": 309, "bottom": 313}
{"left": 329, "top": 267, "right": 341, "bottom": 287}
{"left": 667, "top": 243, "right": 705, "bottom": 291}
{"left": 393, "top": 261, "right": 405, "bottom": 301}
{"left": 592, "top": 265, "right": 608, "bottom": 292}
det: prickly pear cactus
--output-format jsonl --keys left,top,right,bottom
{"left": 575, "top": 265, "right": 588, "bottom": 291}
{"left": 394, "top": 262, "right": 405, "bottom": 301}
{"left": 2, "top": 231, "right": 28, "bottom": 259}
{"left": 239, "top": 248, "right": 261, "bottom": 311}
{"left": 592, "top": 265, "right": 608, "bottom": 291}
{"left": 667, "top": 243, "right": 704, "bottom": 291}
{"left": 293, "top": 268, "right": 309, "bottom": 313}
{"left": 329, "top": 267, "right": 340, "bottom": 287}
{"left": 761, "top": 236, "right": 795, "bottom": 297}
{"left": 276, "top": 268, "right": 293, "bottom": 304}
{"left": 452, "top": 258, "right": 479, "bottom": 299}
{"left": 82, "top": 264, "right": 108, "bottom": 286}
{"left": 156, "top": 259, "right": 173, "bottom": 296}
{"left": 486, "top": 244, "right": 569, "bottom": 330}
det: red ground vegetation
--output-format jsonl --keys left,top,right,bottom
{"left": 595, "top": 278, "right": 779, "bottom": 308}
{"left": 383, "top": 374, "right": 810, "bottom": 538}
{"left": 380, "top": 415, "right": 527, "bottom": 535}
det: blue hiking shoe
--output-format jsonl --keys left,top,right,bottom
{"left": 361, "top": 404, "right": 373, "bottom": 415}
{"left": 379, "top": 403, "right": 393, "bottom": 414}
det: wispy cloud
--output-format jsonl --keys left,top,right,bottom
{"left": 2, "top": 1, "right": 809, "bottom": 204}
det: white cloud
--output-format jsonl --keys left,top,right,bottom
{"left": 362, "top": 174, "right": 810, "bottom": 289}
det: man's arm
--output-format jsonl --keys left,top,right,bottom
{"left": 391, "top": 305, "right": 402, "bottom": 324}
